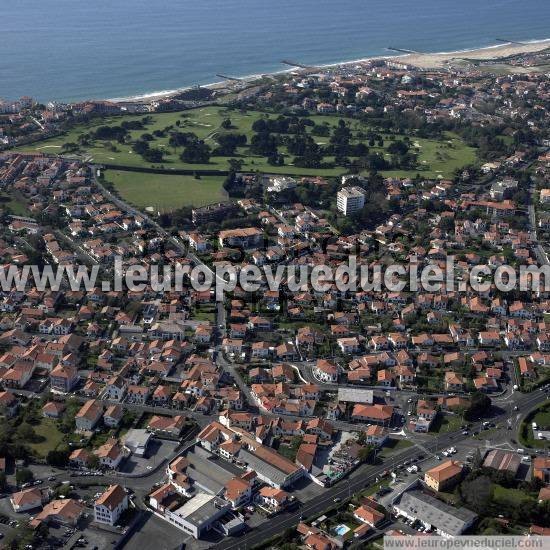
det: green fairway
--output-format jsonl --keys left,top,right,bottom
{"left": 17, "top": 107, "right": 477, "bottom": 179}
{"left": 381, "top": 134, "right": 477, "bottom": 179}
{"left": 107, "top": 170, "right": 227, "bottom": 210}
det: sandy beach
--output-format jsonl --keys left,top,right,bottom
{"left": 112, "top": 39, "right": 550, "bottom": 104}
{"left": 400, "top": 39, "right": 550, "bottom": 68}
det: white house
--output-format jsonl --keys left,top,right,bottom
{"left": 94, "top": 485, "right": 128, "bottom": 526}
{"left": 313, "top": 359, "right": 339, "bottom": 383}
{"left": 94, "top": 439, "right": 126, "bottom": 470}
{"left": 10, "top": 488, "right": 43, "bottom": 513}
{"left": 103, "top": 375, "right": 127, "bottom": 401}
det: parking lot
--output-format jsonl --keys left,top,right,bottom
{"left": 119, "top": 439, "right": 179, "bottom": 475}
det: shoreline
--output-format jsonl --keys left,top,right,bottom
{"left": 108, "top": 37, "right": 550, "bottom": 105}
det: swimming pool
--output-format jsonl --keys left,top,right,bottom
{"left": 334, "top": 524, "right": 351, "bottom": 536}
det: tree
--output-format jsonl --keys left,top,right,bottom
{"left": 56, "top": 483, "right": 73, "bottom": 498}
{"left": 0, "top": 472, "right": 7, "bottom": 491}
{"left": 168, "top": 131, "right": 198, "bottom": 148}
{"left": 87, "top": 454, "right": 100, "bottom": 470}
{"left": 142, "top": 147, "right": 164, "bottom": 163}
{"left": 46, "top": 449, "right": 70, "bottom": 468}
{"left": 16, "top": 423, "right": 39, "bottom": 443}
{"left": 358, "top": 445, "right": 374, "bottom": 463}
{"left": 132, "top": 140, "right": 149, "bottom": 156}
{"left": 387, "top": 140, "right": 409, "bottom": 155}
{"left": 181, "top": 141, "right": 211, "bottom": 164}
{"left": 93, "top": 124, "right": 128, "bottom": 142}
{"left": 228, "top": 158, "right": 244, "bottom": 172}
{"left": 23, "top": 405, "right": 40, "bottom": 425}
{"left": 221, "top": 118, "right": 232, "bottom": 129}
{"left": 213, "top": 133, "right": 247, "bottom": 156}
{"left": 15, "top": 468, "right": 34, "bottom": 486}
{"left": 460, "top": 475, "right": 492, "bottom": 513}
{"left": 464, "top": 392, "right": 491, "bottom": 420}
{"left": 61, "top": 142, "right": 79, "bottom": 153}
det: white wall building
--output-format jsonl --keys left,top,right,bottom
{"left": 163, "top": 493, "right": 230, "bottom": 539}
{"left": 337, "top": 186, "right": 366, "bottom": 216}
{"left": 94, "top": 485, "right": 128, "bottom": 526}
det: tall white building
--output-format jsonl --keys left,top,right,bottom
{"left": 94, "top": 485, "right": 128, "bottom": 526}
{"left": 337, "top": 186, "right": 366, "bottom": 216}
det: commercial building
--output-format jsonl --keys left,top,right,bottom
{"left": 337, "top": 387, "right": 374, "bottom": 404}
{"left": 236, "top": 447, "right": 304, "bottom": 489}
{"left": 123, "top": 428, "right": 152, "bottom": 457}
{"left": 163, "top": 493, "right": 230, "bottom": 539}
{"left": 483, "top": 450, "right": 520, "bottom": 476}
{"left": 197, "top": 422, "right": 305, "bottom": 489}
{"left": 394, "top": 490, "right": 477, "bottom": 538}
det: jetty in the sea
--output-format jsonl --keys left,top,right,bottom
{"left": 387, "top": 47, "right": 422, "bottom": 54}
{"left": 280, "top": 60, "right": 317, "bottom": 70}
{"left": 495, "top": 38, "right": 526, "bottom": 46}
{"left": 216, "top": 74, "right": 243, "bottom": 82}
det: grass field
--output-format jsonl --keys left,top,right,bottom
{"left": 18, "top": 106, "right": 477, "bottom": 179}
{"left": 107, "top": 170, "right": 227, "bottom": 210}
{"left": 0, "top": 191, "right": 29, "bottom": 216}
{"left": 29, "top": 418, "right": 65, "bottom": 457}
{"left": 430, "top": 413, "right": 463, "bottom": 434}
{"left": 492, "top": 485, "right": 536, "bottom": 506}
{"left": 519, "top": 401, "right": 550, "bottom": 449}
{"left": 378, "top": 438, "right": 413, "bottom": 458}
{"left": 533, "top": 407, "right": 550, "bottom": 429}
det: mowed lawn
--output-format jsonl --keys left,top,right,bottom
{"left": 107, "top": 170, "right": 227, "bottom": 210}
{"left": 18, "top": 107, "right": 477, "bottom": 178}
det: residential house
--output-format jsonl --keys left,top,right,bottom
{"left": 424, "top": 460, "right": 463, "bottom": 492}
{"left": 75, "top": 399, "right": 103, "bottom": 431}
{"left": 94, "top": 485, "right": 128, "bottom": 526}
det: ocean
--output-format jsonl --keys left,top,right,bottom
{"left": 2, "top": 0, "right": 550, "bottom": 103}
